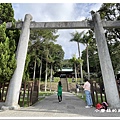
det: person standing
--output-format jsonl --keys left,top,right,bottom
{"left": 76, "top": 83, "right": 79, "bottom": 95}
{"left": 57, "top": 81, "right": 62, "bottom": 102}
{"left": 83, "top": 78, "right": 93, "bottom": 108}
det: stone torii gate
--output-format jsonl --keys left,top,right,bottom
{"left": 2, "top": 12, "right": 120, "bottom": 110}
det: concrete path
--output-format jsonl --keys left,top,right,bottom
{"left": 0, "top": 92, "right": 120, "bottom": 118}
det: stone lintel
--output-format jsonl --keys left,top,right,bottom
{"left": 6, "top": 20, "right": 120, "bottom": 29}
{"left": 30, "top": 20, "right": 93, "bottom": 29}
{"left": 102, "top": 20, "right": 120, "bottom": 28}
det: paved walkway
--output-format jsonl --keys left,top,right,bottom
{"left": 0, "top": 92, "right": 120, "bottom": 118}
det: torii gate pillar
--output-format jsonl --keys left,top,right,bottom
{"left": 2, "top": 14, "right": 32, "bottom": 110}
{"left": 92, "top": 12, "right": 120, "bottom": 108}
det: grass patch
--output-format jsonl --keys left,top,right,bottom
{"left": 47, "top": 77, "right": 60, "bottom": 82}
{"left": 67, "top": 78, "right": 72, "bottom": 83}
{"left": 75, "top": 93, "right": 86, "bottom": 101}
{"left": 38, "top": 91, "right": 54, "bottom": 101}
{"left": 94, "top": 93, "right": 106, "bottom": 103}
{"left": 39, "top": 91, "right": 54, "bottom": 97}
{"left": 19, "top": 98, "right": 29, "bottom": 107}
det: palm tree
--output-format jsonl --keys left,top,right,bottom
{"left": 29, "top": 40, "right": 42, "bottom": 82}
{"left": 48, "top": 42, "right": 64, "bottom": 92}
{"left": 69, "top": 54, "right": 78, "bottom": 83}
{"left": 38, "top": 56, "right": 42, "bottom": 92}
{"left": 44, "top": 48, "right": 49, "bottom": 92}
{"left": 49, "top": 57, "right": 54, "bottom": 92}
{"left": 70, "top": 31, "right": 84, "bottom": 82}
{"left": 81, "top": 30, "right": 93, "bottom": 80}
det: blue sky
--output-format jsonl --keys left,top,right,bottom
{"left": 12, "top": 3, "right": 102, "bottom": 59}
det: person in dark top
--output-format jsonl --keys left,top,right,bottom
{"left": 100, "top": 82, "right": 105, "bottom": 93}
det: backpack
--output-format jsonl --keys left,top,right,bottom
{"left": 96, "top": 103, "right": 103, "bottom": 110}
{"left": 96, "top": 102, "right": 108, "bottom": 110}
{"left": 101, "top": 102, "right": 108, "bottom": 110}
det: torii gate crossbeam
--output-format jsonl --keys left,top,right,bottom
{"left": 6, "top": 20, "right": 120, "bottom": 29}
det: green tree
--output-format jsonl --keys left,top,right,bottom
{"left": 0, "top": 3, "right": 14, "bottom": 23}
{"left": 48, "top": 42, "right": 64, "bottom": 91}
{"left": 81, "top": 30, "right": 94, "bottom": 80}
{"left": 30, "top": 42, "right": 41, "bottom": 82}
{"left": 0, "top": 23, "right": 16, "bottom": 82}
{"left": 49, "top": 43, "right": 64, "bottom": 71}
{"left": 40, "top": 30, "right": 58, "bottom": 91}
{"left": 0, "top": 3, "right": 19, "bottom": 101}
{"left": 0, "top": 3, "right": 20, "bottom": 83}
{"left": 69, "top": 54, "right": 78, "bottom": 83}
{"left": 22, "top": 54, "right": 30, "bottom": 82}
{"left": 29, "top": 29, "right": 61, "bottom": 92}
{"left": 70, "top": 30, "right": 84, "bottom": 80}
{"left": 82, "top": 44, "right": 101, "bottom": 79}
{"left": 0, "top": 3, "right": 19, "bottom": 51}
{"left": 98, "top": 3, "right": 120, "bottom": 74}
{"left": 61, "top": 59, "right": 73, "bottom": 69}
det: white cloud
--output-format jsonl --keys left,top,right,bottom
{"left": 13, "top": 3, "right": 75, "bottom": 21}
{"left": 12, "top": 3, "right": 102, "bottom": 59}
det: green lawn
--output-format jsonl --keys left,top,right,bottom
{"left": 75, "top": 93, "right": 86, "bottom": 101}
{"left": 39, "top": 91, "right": 54, "bottom": 96}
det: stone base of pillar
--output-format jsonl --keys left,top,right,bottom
{"left": 1, "top": 104, "right": 20, "bottom": 110}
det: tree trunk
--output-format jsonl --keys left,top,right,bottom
{"left": 33, "top": 58, "right": 36, "bottom": 81}
{"left": 77, "top": 42, "right": 83, "bottom": 82}
{"left": 74, "top": 63, "right": 77, "bottom": 83}
{"left": 86, "top": 44, "right": 90, "bottom": 80}
{"left": 77, "top": 42, "right": 81, "bottom": 57}
{"left": 50, "top": 64, "right": 53, "bottom": 92}
{"left": 45, "top": 61, "right": 48, "bottom": 92}
{"left": 39, "top": 58, "right": 42, "bottom": 92}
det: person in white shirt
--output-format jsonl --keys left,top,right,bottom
{"left": 83, "top": 78, "right": 93, "bottom": 108}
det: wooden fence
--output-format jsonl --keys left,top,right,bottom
{"left": 0, "top": 80, "right": 39, "bottom": 107}
{"left": 0, "top": 82, "right": 9, "bottom": 102}
{"left": 91, "top": 80, "right": 120, "bottom": 106}
{"left": 91, "top": 80, "right": 107, "bottom": 106}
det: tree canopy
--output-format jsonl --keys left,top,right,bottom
{"left": 0, "top": 3, "right": 17, "bottom": 82}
